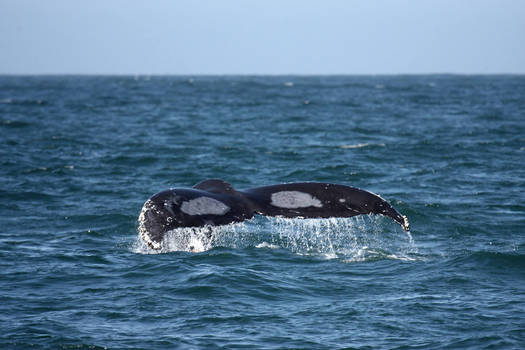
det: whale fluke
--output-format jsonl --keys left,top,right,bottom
{"left": 138, "top": 180, "right": 410, "bottom": 250}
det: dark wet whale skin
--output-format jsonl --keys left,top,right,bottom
{"left": 138, "top": 179, "right": 409, "bottom": 249}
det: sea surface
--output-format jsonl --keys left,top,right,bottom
{"left": 1, "top": 75, "right": 524, "bottom": 349}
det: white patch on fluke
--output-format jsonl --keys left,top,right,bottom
{"left": 180, "top": 197, "right": 230, "bottom": 216}
{"left": 270, "top": 191, "right": 323, "bottom": 209}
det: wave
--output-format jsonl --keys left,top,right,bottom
{"left": 452, "top": 250, "right": 525, "bottom": 270}
{"left": 0, "top": 98, "right": 48, "bottom": 106}
{"left": 0, "top": 119, "right": 33, "bottom": 128}
{"left": 338, "top": 143, "right": 385, "bottom": 149}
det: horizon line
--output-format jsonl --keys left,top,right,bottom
{"left": 1, "top": 72, "right": 525, "bottom": 77}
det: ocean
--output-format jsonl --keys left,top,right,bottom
{"left": 1, "top": 75, "right": 524, "bottom": 349}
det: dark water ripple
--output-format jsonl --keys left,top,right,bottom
{"left": 1, "top": 75, "right": 524, "bottom": 349}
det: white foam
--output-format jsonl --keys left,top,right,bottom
{"left": 255, "top": 242, "right": 280, "bottom": 249}
{"left": 339, "top": 143, "right": 385, "bottom": 149}
{"left": 133, "top": 226, "right": 214, "bottom": 254}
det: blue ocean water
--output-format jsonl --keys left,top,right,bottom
{"left": 1, "top": 75, "right": 524, "bottom": 349}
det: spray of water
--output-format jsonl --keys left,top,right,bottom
{"left": 267, "top": 216, "right": 416, "bottom": 261}
{"left": 132, "top": 215, "right": 416, "bottom": 261}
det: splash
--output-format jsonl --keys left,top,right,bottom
{"left": 267, "top": 216, "right": 416, "bottom": 260}
{"left": 133, "top": 215, "right": 416, "bottom": 261}
{"left": 133, "top": 221, "right": 255, "bottom": 254}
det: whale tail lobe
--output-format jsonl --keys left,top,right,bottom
{"left": 240, "top": 182, "right": 410, "bottom": 231}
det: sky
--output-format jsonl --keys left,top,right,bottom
{"left": 1, "top": 0, "right": 524, "bottom": 75}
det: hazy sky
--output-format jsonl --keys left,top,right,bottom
{"left": 1, "top": 0, "right": 524, "bottom": 74}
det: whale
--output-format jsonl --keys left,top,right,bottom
{"left": 138, "top": 179, "right": 410, "bottom": 250}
